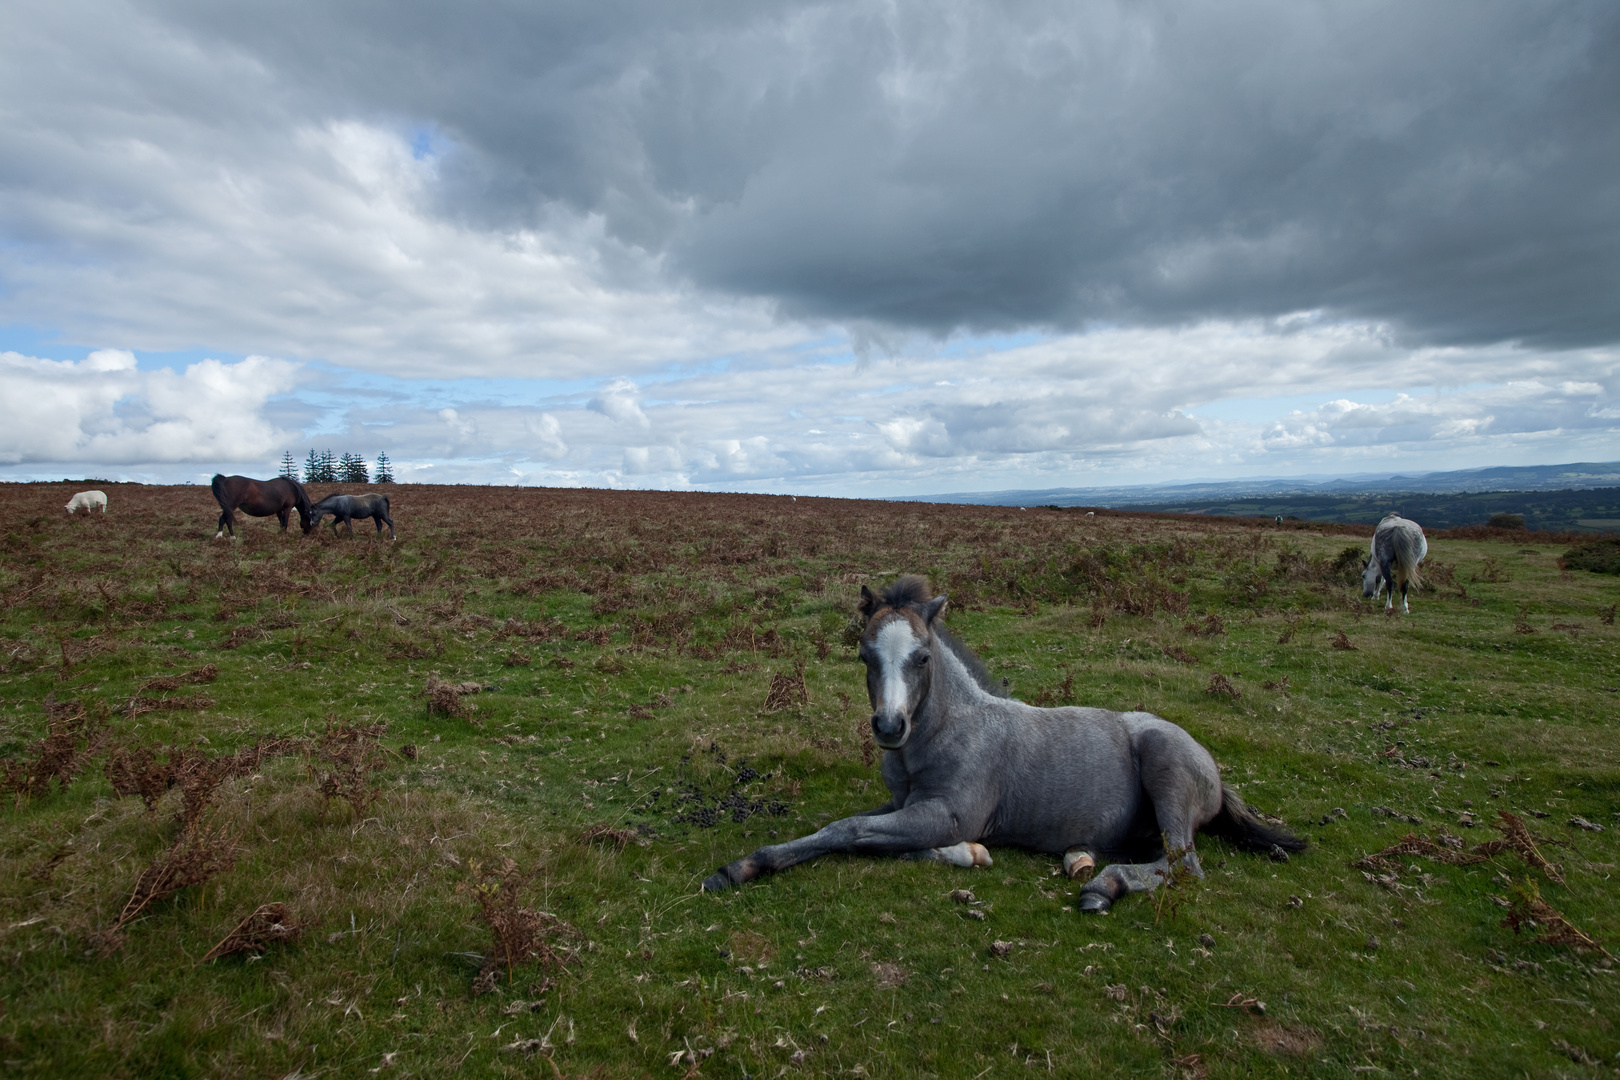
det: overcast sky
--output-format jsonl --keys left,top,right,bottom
{"left": 1, "top": 1, "right": 1616, "bottom": 494}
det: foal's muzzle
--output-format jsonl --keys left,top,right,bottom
{"left": 871, "top": 711, "right": 909, "bottom": 749}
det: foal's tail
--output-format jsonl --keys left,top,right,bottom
{"left": 1205, "top": 784, "right": 1307, "bottom": 854}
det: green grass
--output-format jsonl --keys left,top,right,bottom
{"left": 0, "top": 483, "right": 1617, "bottom": 1078}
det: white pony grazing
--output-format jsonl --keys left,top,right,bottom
{"left": 1363, "top": 513, "right": 1427, "bottom": 614}
{"left": 65, "top": 490, "right": 108, "bottom": 514}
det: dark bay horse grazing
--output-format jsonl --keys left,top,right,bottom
{"left": 703, "top": 577, "right": 1305, "bottom": 912}
{"left": 308, "top": 493, "right": 394, "bottom": 539}
{"left": 1363, "top": 513, "right": 1428, "bottom": 614}
{"left": 211, "top": 474, "right": 311, "bottom": 539}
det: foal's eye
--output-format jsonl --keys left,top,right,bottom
{"left": 914, "top": 654, "right": 929, "bottom": 666}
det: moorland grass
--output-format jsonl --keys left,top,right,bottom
{"left": 0, "top": 483, "right": 1616, "bottom": 1078}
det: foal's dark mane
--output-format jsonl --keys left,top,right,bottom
{"left": 872, "top": 576, "right": 1009, "bottom": 699}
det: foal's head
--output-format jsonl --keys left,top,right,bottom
{"left": 857, "top": 576, "right": 948, "bottom": 749}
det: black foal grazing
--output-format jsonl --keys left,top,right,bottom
{"left": 308, "top": 493, "right": 395, "bottom": 539}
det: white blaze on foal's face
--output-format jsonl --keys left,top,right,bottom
{"left": 875, "top": 619, "right": 922, "bottom": 708}
{"left": 864, "top": 615, "right": 929, "bottom": 747}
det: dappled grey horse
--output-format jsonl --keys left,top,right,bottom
{"left": 704, "top": 576, "right": 1304, "bottom": 911}
{"left": 308, "top": 493, "right": 395, "bottom": 539}
{"left": 1363, "top": 513, "right": 1427, "bottom": 614}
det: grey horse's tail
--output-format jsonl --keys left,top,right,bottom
{"left": 1205, "top": 784, "right": 1307, "bottom": 853}
{"left": 1387, "top": 522, "right": 1424, "bottom": 589}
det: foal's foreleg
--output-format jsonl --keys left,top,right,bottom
{"left": 702, "top": 798, "right": 960, "bottom": 891}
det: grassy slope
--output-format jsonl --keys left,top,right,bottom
{"left": 0, "top": 483, "right": 1616, "bottom": 1079}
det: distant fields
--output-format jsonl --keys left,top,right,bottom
{"left": 1109, "top": 487, "right": 1620, "bottom": 532}
{"left": 1, "top": 482, "right": 1617, "bottom": 1078}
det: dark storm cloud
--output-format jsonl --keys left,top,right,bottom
{"left": 146, "top": 0, "right": 1620, "bottom": 348}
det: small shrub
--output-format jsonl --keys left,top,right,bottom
{"left": 1563, "top": 537, "right": 1620, "bottom": 575}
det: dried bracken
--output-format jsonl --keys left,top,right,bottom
{"left": 198, "top": 902, "right": 306, "bottom": 964}
{"left": 1, "top": 696, "right": 108, "bottom": 801}
{"left": 423, "top": 673, "right": 475, "bottom": 720}
{"left": 1204, "top": 673, "right": 1240, "bottom": 699}
{"left": 1354, "top": 812, "right": 1566, "bottom": 886}
{"left": 120, "top": 693, "right": 213, "bottom": 718}
{"left": 105, "top": 736, "right": 308, "bottom": 817}
{"left": 1330, "top": 630, "right": 1357, "bottom": 650}
{"left": 1501, "top": 879, "right": 1612, "bottom": 958}
{"left": 314, "top": 719, "right": 388, "bottom": 817}
{"left": 136, "top": 663, "right": 219, "bottom": 693}
{"left": 98, "top": 820, "right": 240, "bottom": 955}
{"left": 459, "top": 858, "right": 581, "bottom": 990}
{"left": 762, "top": 664, "right": 810, "bottom": 712}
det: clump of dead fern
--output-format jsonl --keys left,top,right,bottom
{"left": 459, "top": 858, "right": 581, "bottom": 993}
{"left": 93, "top": 817, "right": 240, "bottom": 957}
{"left": 424, "top": 673, "right": 476, "bottom": 720}
{"left": 198, "top": 902, "right": 308, "bottom": 965}
{"left": 762, "top": 663, "right": 810, "bottom": 712}
{"left": 1, "top": 696, "right": 108, "bottom": 803}
{"left": 313, "top": 718, "right": 388, "bottom": 818}
{"left": 1502, "top": 878, "right": 1612, "bottom": 958}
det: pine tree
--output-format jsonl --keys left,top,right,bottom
{"left": 374, "top": 452, "right": 394, "bottom": 484}
{"left": 318, "top": 450, "right": 338, "bottom": 483}
{"left": 303, "top": 449, "right": 321, "bottom": 484}
{"left": 341, "top": 453, "right": 369, "bottom": 484}
{"left": 279, "top": 451, "right": 297, "bottom": 480}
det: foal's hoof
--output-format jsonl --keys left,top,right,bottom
{"left": 701, "top": 870, "right": 735, "bottom": 893}
{"left": 1078, "top": 892, "right": 1113, "bottom": 914}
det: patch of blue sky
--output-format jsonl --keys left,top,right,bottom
{"left": 0, "top": 327, "right": 238, "bottom": 371}
{"left": 408, "top": 124, "right": 441, "bottom": 161}
{"left": 297, "top": 362, "right": 604, "bottom": 409}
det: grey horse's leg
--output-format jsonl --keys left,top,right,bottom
{"left": 904, "top": 841, "right": 993, "bottom": 868}
{"left": 1079, "top": 735, "right": 1219, "bottom": 913}
{"left": 703, "top": 798, "right": 960, "bottom": 891}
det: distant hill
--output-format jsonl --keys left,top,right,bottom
{"left": 896, "top": 461, "right": 1620, "bottom": 532}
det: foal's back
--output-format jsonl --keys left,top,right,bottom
{"left": 968, "top": 699, "right": 1217, "bottom": 853}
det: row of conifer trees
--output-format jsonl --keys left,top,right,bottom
{"left": 279, "top": 450, "right": 395, "bottom": 485}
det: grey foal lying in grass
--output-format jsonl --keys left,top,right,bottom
{"left": 704, "top": 576, "right": 1305, "bottom": 911}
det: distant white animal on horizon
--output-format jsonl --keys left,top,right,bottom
{"left": 65, "top": 490, "right": 107, "bottom": 514}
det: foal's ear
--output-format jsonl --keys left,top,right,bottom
{"left": 922, "top": 594, "right": 948, "bottom": 626}
{"left": 858, "top": 585, "right": 879, "bottom": 621}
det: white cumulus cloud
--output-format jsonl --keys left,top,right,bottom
{"left": 0, "top": 350, "right": 300, "bottom": 465}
